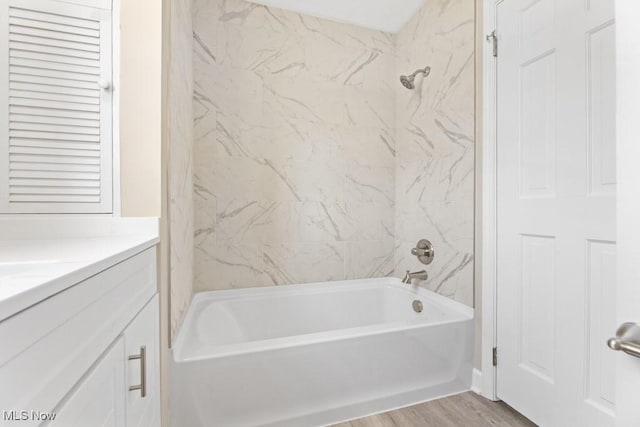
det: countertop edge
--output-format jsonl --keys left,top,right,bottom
{"left": 0, "top": 236, "right": 160, "bottom": 322}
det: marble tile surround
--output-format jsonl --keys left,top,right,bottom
{"left": 394, "top": 0, "right": 475, "bottom": 306}
{"left": 169, "top": 0, "right": 194, "bottom": 339}
{"left": 190, "top": 0, "right": 475, "bottom": 307}
{"left": 192, "top": 0, "right": 396, "bottom": 292}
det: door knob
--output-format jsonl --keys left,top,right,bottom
{"left": 98, "top": 78, "right": 111, "bottom": 90}
{"left": 607, "top": 322, "right": 640, "bottom": 359}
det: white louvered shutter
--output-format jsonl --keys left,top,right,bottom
{"left": 0, "top": 0, "right": 112, "bottom": 213}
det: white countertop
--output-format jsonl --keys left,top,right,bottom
{"left": 0, "top": 217, "right": 159, "bottom": 321}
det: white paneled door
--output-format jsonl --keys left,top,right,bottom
{"left": 496, "top": 0, "right": 616, "bottom": 426}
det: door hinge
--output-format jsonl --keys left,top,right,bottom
{"left": 493, "top": 347, "right": 498, "bottom": 366}
{"left": 486, "top": 30, "right": 498, "bottom": 57}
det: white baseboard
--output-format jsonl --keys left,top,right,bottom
{"left": 471, "top": 368, "right": 483, "bottom": 394}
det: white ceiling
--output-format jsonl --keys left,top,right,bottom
{"left": 246, "top": 0, "right": 425, "bottom": 33}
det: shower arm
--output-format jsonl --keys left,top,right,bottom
{"left": 410, "top": 66, "right": 431, "bottom": 78}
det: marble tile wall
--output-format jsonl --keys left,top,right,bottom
{"left": 169, "top": 0, "right": 194, "bottom": 338}
{"left": 192, "top": 0, "right": 397, "bottom": 291}
{"left": 189, "top": 0, "right": 475, "bottom": 307}
{"left": 393, "top": 0, "right": 475, "bottom": 306}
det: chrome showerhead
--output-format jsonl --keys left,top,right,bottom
{"left": 399, "top": 66, "right": 431, "bottom": 90}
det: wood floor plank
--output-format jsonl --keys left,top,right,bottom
{"left": 332, "top": 392, "right": 537, "bottom": 427}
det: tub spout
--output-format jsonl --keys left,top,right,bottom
{"left": 402, "top": 270, "right": 428, "bottom": 284}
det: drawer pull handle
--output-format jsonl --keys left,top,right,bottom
{"left": 128, "top": 346, "right": 147, "bottom": 398}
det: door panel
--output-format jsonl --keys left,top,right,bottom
{"left": 519, "top": 234, "right": 556, "bottom": 383}
{"left": 585, "top": 240, "right": 616, "bottom": 415}
{"left": 520, "top": 52, "right": 556, "bottom": 198}
{"left": 496, "top": 0, "right": 616, "bottom": 426}
{"left": 587, "top": 23, "right": 616, "bottom": 197}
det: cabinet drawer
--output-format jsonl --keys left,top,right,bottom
{"left": 0, "top": 248, "right": 156, "bottom": 426}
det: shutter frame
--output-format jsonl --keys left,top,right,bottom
{"left": 0, "top": 0, "right": 112, "bottom": 213}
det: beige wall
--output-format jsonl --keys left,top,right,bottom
{"left": 119, "top": 1, "right": 163, "bottom": 218}
{"left": 118, "top": 1, "right": 170, "bottom": 424}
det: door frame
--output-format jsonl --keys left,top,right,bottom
{"left": 481, "top": 0, "right": 633, "bottom": 411}
{"left": 614, "top": 3, "right": 640, "bottom": 424}
{"left": 479, "top": 0, "right": 500, "bottom": 401}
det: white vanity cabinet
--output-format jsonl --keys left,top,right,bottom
{"left": 0, "top": 246, "right": 160, "bottom": 427}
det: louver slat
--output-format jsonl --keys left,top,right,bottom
{"left": 10, "top": 194, "right": 100, "bottom": 203}
{"left": 10, "top": 8, "right": 100, "bottom": 31}
{"left": 9, "top": 16, "right": 100, "bottom": 38}
{"left": 9, "top": 19, "right": 99, "bottom": 43}
{"left": 10, "top": 153, "right": 100, "bottom": 165}
{"left": 10, "top": 161, "right": 99, "bottom": 173}
{"left": 10, "top": 73, "right": 99, "bottom": 91}
{"left": 11, "top": 170, "right": 99, "bottom": 180}
{"left": 9, "top": 97, "right": 101, "bottom": 112}
{"left": 9, "top": 114, "right": 100, "bottom": 128}
{"left": 1, "top": 0, "right": 112, "bottom": 213}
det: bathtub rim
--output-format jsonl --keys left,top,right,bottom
{"left": 173, "top": 278, "right": 474, "bottom": 363}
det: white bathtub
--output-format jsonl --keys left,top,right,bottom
{"left": 170, "top": 278, "right": 473, "bottom": 427}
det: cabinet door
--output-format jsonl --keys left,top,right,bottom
{"left": 124, "top": 296, "right": 160, "bottom": 427}
{"left": 0, "top": 0, "right": 113, "bottom": 213}
{"left": 49, "top": 338, "right": 126, "bottom": 427}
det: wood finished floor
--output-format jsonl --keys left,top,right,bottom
{"left": 332, "top": 392, "right": 537, "bottom": 427}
